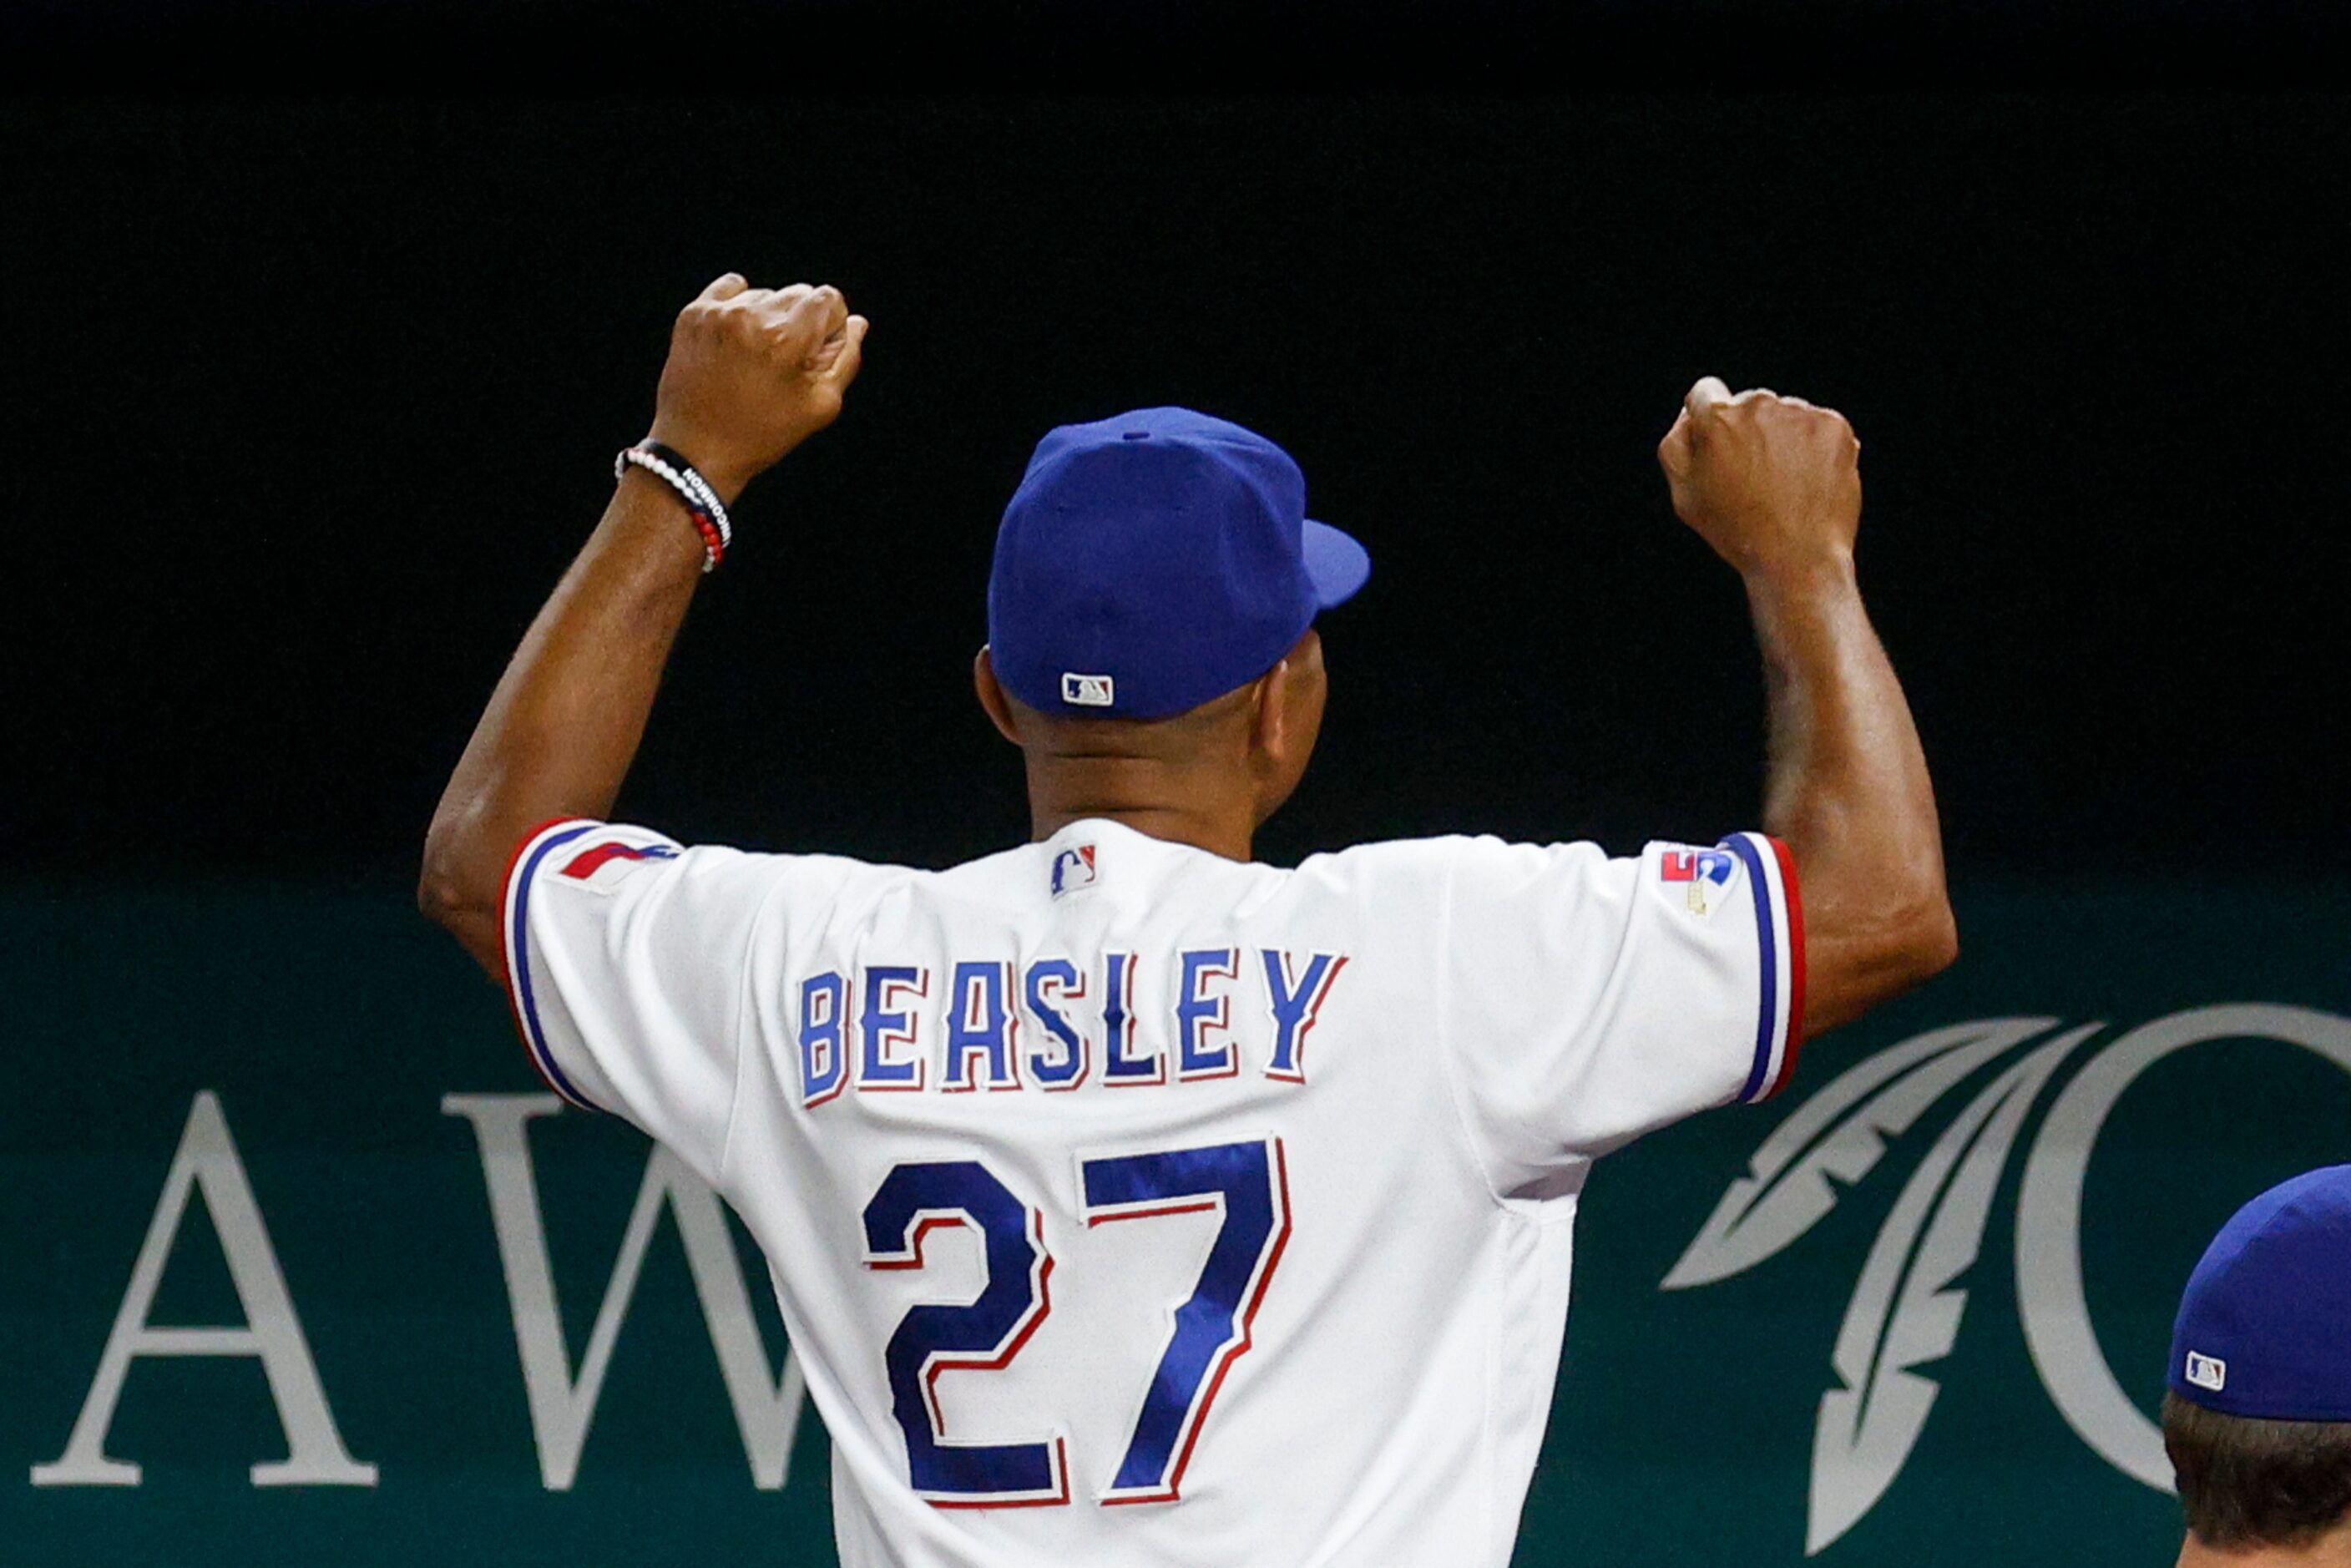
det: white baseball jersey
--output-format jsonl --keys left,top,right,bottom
{"left": 502, "top": 815, "right": 1802, "bottom": 1567}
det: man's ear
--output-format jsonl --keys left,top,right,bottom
{"left": 1251, "top": 629, "right": 1327, "bottom": 772}
{"left": 973, "top": 646, "right": 1024, "bottom": 746}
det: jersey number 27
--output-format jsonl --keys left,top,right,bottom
{"left": 860, "top": 1137, "right": 1291, "bottom": 1507}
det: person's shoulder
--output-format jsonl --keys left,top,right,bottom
{"left": 1296, "top": 832, "right": 1610, "bottom": 878}
{"left": 1279, "top": 833, "right": 1628, "bottom": 923}
{"left": 707, "top": 829, "right": 1156, "bottom": 906}
{"left": 928, "top": 839, "right": 1048, "bottom": 893}
{"left": 665, "top": 840, "right": 935, "bottom": 917}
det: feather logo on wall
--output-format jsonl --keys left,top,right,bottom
{"left": 1663, "top": 1018, "right": 2060, "bottom": 1292}
{"left": 1664, "top": 1005, "right": 2351, "bottom": 1557}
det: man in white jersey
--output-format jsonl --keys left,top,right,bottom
{"left": 422, "top": 274, "right": 1958, "bottom": 1565}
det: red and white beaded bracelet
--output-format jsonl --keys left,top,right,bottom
{"left": 614, "top": 442, "right": 732, "bottom": 573}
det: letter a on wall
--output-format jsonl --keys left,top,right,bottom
{"left": 31, "top": 1091, "right": 377, "bottom": 1487}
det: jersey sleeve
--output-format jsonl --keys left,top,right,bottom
{"left": 499, "top": 817, "right": 787, "bottom": 1181}
{"left": 1437, "top": 832, "right": 1804, "bottom": 1191}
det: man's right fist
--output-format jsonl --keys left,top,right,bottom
{"left": 645, "top": 273, "right": 870, "bottom": 503}
{"left": 1656, "top": 377, "right": 1862, "bottom": 578}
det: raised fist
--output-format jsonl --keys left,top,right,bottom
{"left": 646, "top": 273, "right": 870, "bottom": 502}
{"left": 1656, "top": 377, "right": 1862, "bottom": 578}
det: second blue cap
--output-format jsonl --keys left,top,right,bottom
{"left": 986, "top": 407, "right": 1371, "bottom": 720}
{"left": 2171, "top": 1164, "right": 2351, "bottom": 1420}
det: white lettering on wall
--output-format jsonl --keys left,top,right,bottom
{"left": 442, "top": 1094, "right": 806, "bottom": 1491}
{"left": 31, "top": 1091, "right": 377, "bottom": 1488}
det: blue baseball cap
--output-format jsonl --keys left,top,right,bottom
{"left": 986, "top": 407, "right": 1370, "bottom": 720}
{"left": 2169, "top": 1165, "right": 2351, "bottom": 1420}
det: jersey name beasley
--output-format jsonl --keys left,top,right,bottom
{"left": 502, "top": 814, "right": 1802, "bottom": 1568}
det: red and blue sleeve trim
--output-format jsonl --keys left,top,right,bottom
{"left": 500, "top": 817, "right": 604, "bottom": 1112}
{"left": 1721, "top": 832, "right": 1807, "bottom": 1103}
{"left": 1767, "top": 835, "right": 1807, "bottom": 1097}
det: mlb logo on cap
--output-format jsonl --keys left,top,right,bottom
{"left": 1062, "top": 673, "right": 1115, "bottom": 707}
{"left": 2184, "top": 1352, "right": 2227, "bottom": 1393}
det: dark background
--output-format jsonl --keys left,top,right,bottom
{"left": 6, "top": 92, "right": 2348, "bottom": 886}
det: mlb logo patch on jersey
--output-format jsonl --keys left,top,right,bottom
{"left": 1050, "top": 843, "right": 1098, "bottom": 897}
{"left": 1660, "top": 845, "right": 1738, "bottom": 915}
{"left": 556, "top": 837, "right": 680, "bottom": 893}
{"left": 1061, "top": 672, "right": 1115, "bottom": 707}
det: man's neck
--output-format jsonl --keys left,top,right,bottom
{"left": 2180, "top": 1522, "right": 2351, "bottom": 1568}
{"left": 1024, "top": 755, "right": 1257, "bottom": 862}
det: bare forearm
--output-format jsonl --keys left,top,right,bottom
{"left": 418, "top": 274, "right": 867, "bottom": 978}
{"left": 1657, "top": 377, "right": 1953, "bottom": 1036}
{"left": 419, "top": 473, "right": 706, "bottom": 971}
{"left": 1747, "top": 554, "right": 1955, "bottom": 1034}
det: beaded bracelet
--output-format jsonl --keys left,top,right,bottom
{"left": 614, "top": 443, "right": 732, "bottom": 573}
{"left": 635, "top": 441, "right": 732, "bottom": 551}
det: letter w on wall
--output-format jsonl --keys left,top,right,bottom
{"left": 442, "top": 1095, "right": 806, "bottom": 1491}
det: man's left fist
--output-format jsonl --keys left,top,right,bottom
{"left": 646, "top": 273, "right": 870, "bottom": 502}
